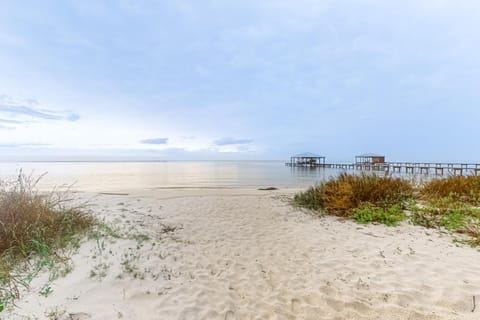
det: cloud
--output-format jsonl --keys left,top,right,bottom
{"left": 0, "top": 95, "right": 80, "bottom": 124}
{"left": 140, "top": 138, "right": 169, "bottom": 145}
{"left": 0, "top": 118, "right": 19, "bottom": 130}
{"left": 0, "top": 143, "right": 50, "bottom": 148}
{"left": 0, "top": 118, "right": 22, "bottom": 124}
{"left": 2, "top": 2, "right": 480, "bottom": 161}
{"left": 0, "top": 105, "right": 80, "bottom": 121}
{"left": 214, "top": 137, "right": 253, "bottom": 146}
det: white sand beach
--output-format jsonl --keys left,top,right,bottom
{"left": 6, "top": 187, "right": 480, "bottom": 320}
{"left": 3, "top": 0, "right": 480, "bottom": 318}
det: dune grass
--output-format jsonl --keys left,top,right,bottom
{"left": 420, "top": 175, "right": 480, "bottom": 205}
{"left": 0, "top": 172, "right": 93, "bottom": 311}
{"left": 294, "top": 173, "right": 480, "bottom": 246}
{"left": 294, "top": 173, "right": 413, "bottom": 217}
{"left": 415, "top": 176, "right": 480, "bottom": 245}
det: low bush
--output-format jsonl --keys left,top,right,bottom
{"left": 293, "top": 185, "right": 326, "bottom": 211}
{"left": 420, "top": 175, "right": 480, "bottom": 205}
{"left": 352, "top": 204, "right": 405, "bottom": 227}
{"left": 0, "top": 172, "right": 93, "bottom": 310}
{"left": 293, "top": 173, "right": 413, "bottom": 217}
{"left": 409, "top": 198, "right": 480, "bottom": 235}
{"left": 295, "top": 173, "right": 480, "bottom": 246}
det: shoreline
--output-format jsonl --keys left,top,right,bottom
{"left": 5, "top": 187, "right": 480, "bottom": 319}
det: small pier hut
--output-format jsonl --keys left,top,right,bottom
{"left": 288, "top": 152, "right": 326, "bottom": 167}
{"left": 355, "top": 153, "right": 385, "bottom": 164}
{"left": 355, "top": 154, "right": 386, "bottom": 171}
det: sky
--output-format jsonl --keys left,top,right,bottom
{"left": 1, "top": 0, "right": 480, "bottom": 162}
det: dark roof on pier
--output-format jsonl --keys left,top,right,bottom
{"left": 292, "top": 152, "right": 325, "bottom": 158}
{"left": 356, "top": 153, "right": 384, "bottom": 157}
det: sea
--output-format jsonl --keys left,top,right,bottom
{"left": 0, "top": 161, "right": 340, "bottom": 192}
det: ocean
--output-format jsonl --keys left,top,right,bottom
{"left": 0, "top": 161, "right": 338, "bottom": 192}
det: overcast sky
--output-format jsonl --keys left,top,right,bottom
{"left": 1, "top": 0, "right": 480, "bottom": 162}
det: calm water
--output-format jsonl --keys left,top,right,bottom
{"left": 0, "top": 161, "right": 339, "bottom": 192}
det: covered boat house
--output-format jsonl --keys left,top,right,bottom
{"left": 287, "top": 152, "right": 326, "bottom": 167}
{"left": 355, "top": 153, "right": 386, "bottom": 171}
{"left": 355, "top": 153, "right": 386, "bottom": 164}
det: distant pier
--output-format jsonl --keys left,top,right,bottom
{"left": 286, "top": 162, "right": 480, "bottom": 176}
{"left": 286, "top": 153, "right": 480, "bottom": 176}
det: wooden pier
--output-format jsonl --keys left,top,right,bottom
{"left": 286, "top": 161, "right": 480, "bottom": 176}
{"left": 286, "top": 153, "right": 480, "bottom": 176}
{"left": 383, "top": 162, "right": 480, "bottom": 176}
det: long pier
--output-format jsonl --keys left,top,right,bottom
{"left": 285, "top": 162, "right": 480, "bottom": 176}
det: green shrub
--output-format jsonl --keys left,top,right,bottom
{"left": 409, "top": 198, "right": 478, "bottom": 235}
{"left": 293, "top": 185, "right": 326, "bottom": 211}
{"left": 352, "top": 207, "right": 374, "bottom": 224}
{"left": 439, "top": 210, "right": 466, "bottom": 230}
{"left": 353, "top": 204, "right": 405, "bottom": 227}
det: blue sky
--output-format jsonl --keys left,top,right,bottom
{"left": 1, "top": 0, "right": 480, "bottom": 162}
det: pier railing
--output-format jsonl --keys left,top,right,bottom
{"left": 285, "top": 161, "right": 480, "bottom": 176}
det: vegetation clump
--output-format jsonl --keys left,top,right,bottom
{"left": 294, "top": 173, "right": 413, "bottom": 217}
{"left": 0, "top": 172, "right": 93, "bottom": 310}
{"left": 294, "top": 172, "right": 480, "bottom": 246}
{"left": 352, "top": 204, "right": 405, "bottom": 227}
{"left": 414, "top": 175, "right": 480, "bottom": 246}
{"left": 293, "top": 185, "right": 326, "bottom": 211}
{"left": 420, "top": 175, "right": 480, "bottom": 205}
{"left": 409, "top": 197, "right": 480, "bottom": 245}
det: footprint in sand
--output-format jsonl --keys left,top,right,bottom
{"left": 225, "top": 310, "right": 236, "bottom": 320}
{"left": 291, "top": 298, "right": 301, "bottom": 313}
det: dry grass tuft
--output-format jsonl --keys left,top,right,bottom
{"left": 295, "top": 173, "right": 480, "bottom": 246}
{"left": 420, "top": 175, "right": 480, "bottom": 204}
{"left": 294, "top": 173, "right": 413, "bottom": 217}
{"left": 292, "top": 185, "right": 326, "bottom": 211}
{"left": 0, "top": 172, "right": 93, "bottom": 309}
{"left": 0, "top": 172, "right": 93, "bottom": 260}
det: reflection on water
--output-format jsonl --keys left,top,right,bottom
{"left": 0, "top": 161, "right": 340, "bottom": 192}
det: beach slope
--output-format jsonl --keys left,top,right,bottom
{"left": 7, "top": 188, "right": 480, "bottom": 319}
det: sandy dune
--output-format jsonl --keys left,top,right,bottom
{"left": 6, "top": 188, "right": 480, "bottom": 319}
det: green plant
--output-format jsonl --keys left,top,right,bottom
{"left": 353, "top": 205, "right": 405, "bottom": 227}
{"left": 90, "top": 262, "right": 110, "bottom": 280}
{"left": 410, "top": 208, "right": 437, "bottom": 228}
{"left": 292, "top": 185, "right": 326, "bottom": 211}
{"left": 39, "top": 285, "right": 53, "bottom": 297}
{"left": 45, "top": 306, "right": 66, "bottom": 319}
{"left": 439, "top": 210, "right": 466, "bottom": 230}
{"left": 352, "top": 207, "right": 374, "bottom": 224}
{"left": 128, "top": 233, "right": 150, "bottom": 243}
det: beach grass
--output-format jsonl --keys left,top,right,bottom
{"left": 0, "top": 172, "right": 93, "bottom": 310}
{"left": 294, "top": 173, "right": 413, "bottom": 217}
{"left": 420, "top": 175, "right": 480, "bottom": 205}
{"left": 294, "top": 173, "right": 480, "bottom": 245}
